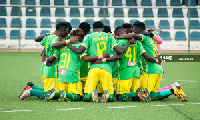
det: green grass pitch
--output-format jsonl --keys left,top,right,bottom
{"left": 0, "top": 52, "right": 199, "bottom": 120}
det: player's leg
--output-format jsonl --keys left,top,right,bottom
{"left": 158, "top": 82, "right": 180, "bottom": 91}
{"left": 151, "top": 84, "right": 188, "bottom": 102}
{"left": 43, "top": 77, "right": 55, "bottom": 92}
{"left": 116, "top": 79, "right": 132, "bottom": 101}
{"left": 100, "top": 69, "right": 114, "bottom": 103}
{"left": 154, "top": 74, "right": 162, "bottom": 92}
{"left": 140, "top": 72, "right": 148, "bottom": 88}
{"left": 44, "top": 77, "right": 58, "bottom": 102}
{"left": 80, "top": 76, "right": 87, "bottom": 93}
{"left": 147, "top": 74, "right": 156, "bottom": 93}
{"left": 96, "top": 83, "right": 104, "bottom": 95}
{"left": 131, "top": 78, "right": 140, "bottom": 92}
{"left": 112, "top": 78, "right": 118, "bottom": 93}
{"left": 66, "top": 81, "right": 82, "bottom": 101}
{"left": 57, "top": 82, "right": 68, "bottom": 102}
{"left": 150, "top": 89, "right": 173, "bottom": 101}
{"left": 19, "top": 82, "right": 59, "bottom": 100}
{"left": 84, "top": 68, "right": 100, "bottom": 102}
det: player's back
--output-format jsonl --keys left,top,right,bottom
{"left": 82, "top": 32, "right": 117, "bottom": 74}
{"left": 56, "top": 43, "right": 80, "bottom": 72}
{"left": 55, "top": 43, "right": 81, "bottom": 83}
{"left": 85, "top": 32, "right": 116, "bottom": 56}
{"left": 141, "top": 35, "right": 158, "bottom": 58}
{"left": 118, "top": 39, "right": 144, "bottom": 70}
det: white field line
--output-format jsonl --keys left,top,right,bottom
{"left": 107, "top": 106, "right": 140, "bottom": 108}
{"left": 175, "top": 80, "right": 200, "bottom": 82}
{"left": 0, "top": 103, "right": 199, "bottom": 113}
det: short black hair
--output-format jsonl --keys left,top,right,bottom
{"left": 93, "top": 21, "right": 104, "bottom": 28}
{"left": 68, "top": 23, "right": 72, "bottom": 33}
{"left": 103, "top": 26, "right": 111, "bottom": 33}
{"left": 114, "top": 26, "right": 124, "bottom": 35}
{"left": 122, "top": 23, "right": 132, "bottom": 29}
{"left": 133, "top": 21, "right": 146, "bottom": 30}
{"left": 56, "top": 22, "right": 71, "bottom": 31}
{"left": 79, "top": 22, "right": 91, "bottom": 34}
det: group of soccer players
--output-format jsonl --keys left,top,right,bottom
{"left": 19, "top": 20, "right": 188, "bottom": 103}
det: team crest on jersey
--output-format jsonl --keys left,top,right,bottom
{"left": 60, "top": 69, "right": 66, "bottom": 75}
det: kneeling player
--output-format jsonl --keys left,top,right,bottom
{"left": 45, "top": 28, "right": 86, "bottom": 102}
{"left": 112, "top": 27, "right": 161, "bottom": 102}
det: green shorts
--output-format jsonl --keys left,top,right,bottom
{"left": 147, "top": 62, "right": 163, "bottom": 74}
{"left": 119, "top": 66, "right": 140, "bottom": 80}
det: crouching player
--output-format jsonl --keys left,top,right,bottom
{"left": 116, "top": 21, "right": 188, "bottom": 102}
{"left": 112, "top": 26, "right": 161, "bottom": 102}
{"left": 45, "top": 28, "right": 86, "bottom": 102}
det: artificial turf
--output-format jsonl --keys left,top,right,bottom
{"left": 0, "top": 52, "right": 199, "bottom": 120}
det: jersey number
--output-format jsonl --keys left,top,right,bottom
{"left": 125, "top": 47, "right": 135, "bottom": 62}
{"left": 97, "top": 42, "right": 107, "bottom": 56}
{"left": 60, "top": 53, "right": 70, "bottom": 68}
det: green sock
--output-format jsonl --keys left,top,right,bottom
{"left": 150, "top": 90, "right": 172, "bottom": 101}
{"left": 119, "top": 92, "right": 137, "bottom": 101}
{"left": 108, "top": 94, "right": 114, "bottom": 102}
{"left": 32, "top": 85, "right": 44, "bottom": 91}
{"left": 66, "top": 93, "right": 81, "bottom": 101}
{"left": 30, "top": 90, "right": 60, "bottom": 99}
{"left": 84, "top": 93, "right": 92, "bottom": 101}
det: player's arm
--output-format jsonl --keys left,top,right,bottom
{"left": 35, "top": 33, "right": 50, "bottom": 42}
{"left": 65, "top": 44, "right": 86, "bottom": 54}
{"left": 113, "top": 38, "right": 136, "bottom": 55}
{"left": 115, "top": 33, "right": 142, "bottom": 40}
{"left": 102, "top": 54, "right": 122, "bottom": 62}
{"left": 52, "top": 37, "right": 80, "bottom": 48}
{"left": 82, "top": 53, "right": 110, "bottom": 62}
{"left": 41, "top": 49, "right": 46, "bottom": 62}
{"left": 142, "top": 52, "right": 161, "bottom": 64}
{"left": 45, "top": 56, "right": 56, "bottom": 66}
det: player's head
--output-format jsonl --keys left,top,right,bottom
{"left": 56, "top": 22, "right": 71, "bottom": 38}
{"left": 103, "top": 26, "right": 112, "bottom": 33}
{"left": 132, "top": 21, "right": 146, "bottom": 34}
{"left": 71, "top": 28, "right": 85, "bottom": 42}
{"left": 79, "top": 22, "right": 91, "bottom": 36}
{"left": 122, "top": 23, "right": 133, "bottom": 34}
{"left": 114, "top": 26, "right": 126, "bottom": 36}
{"left": 93, "top": 21, "right": 104, "bottom": 32}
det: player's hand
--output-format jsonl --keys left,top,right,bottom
{"left": 101, "top": 58, "right": 106, "bottom": 62}
{"left": 102, "top": 53, "right": 110, "bottom": 58}
{"left": 69, "top": 37, "right": 80, "bottom": 44}
{"left": 147, "top": 29, "right": 155, "bottom": 32}
{"left": 140, "top": 30, "right": 151, "bottom": 36}
{"left": 46, "top": 61, "right": 54, "bottom": 66}
{"left": 114, "top": 36, "right": 119, "bottom": 39}
{"left": 156, "top": 58, "right": 162, "bottom": 64}
{"left": 92, "top": 59, "right": 102, "bottom": 64}
{"left": 108, "top": 32, "right": 114, "bottom": 36}
{"left": 129, "top": 38, "right": 137, "bottom": 44}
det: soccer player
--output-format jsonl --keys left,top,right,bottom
{"left": 115, "top": 21, "right": 188, "bottom": 102}
{"left": 79, "top": 22, "right": 91, "bottom": 92}
{"left": 19, "top": 22, "right": 72, "bottom": 100}
{"left": 45, "top": 28, "right": 85, "bottom": 102}
{"left": 95, "top": 26, "right": 119, "bottom": 95}
{"left": 19, "top": 29, "right": 85, "bottom": 101}
{"left": 122, "top": 23, "right": 133, "bottom": 34}
{"left": 105, "top": 26, "right": 160, "bottom": 102}
{"left": 64, "top": 21, "right": 135, "bottom": 103}
{"left": 41, "top": 22, "right": 71, "bottom": 94}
